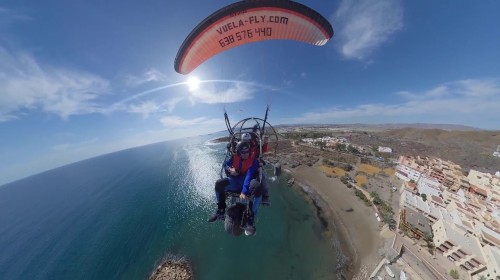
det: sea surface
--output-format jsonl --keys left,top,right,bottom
{"left": 0, "top": 135, "right": 339, "bottom": 280}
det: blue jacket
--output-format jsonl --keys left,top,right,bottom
{"left": 225, "top": 153, "right": 259, "bottom": 195}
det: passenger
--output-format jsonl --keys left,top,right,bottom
{"left": 207, "top": 142, "right": 261, "bottom": 233}
{"left": 250, "top": 125, "right": 269, "bottom": 155}
{"left": 241, "top": 131, "right": 271, "bottom": 206}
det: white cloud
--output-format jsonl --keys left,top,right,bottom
{"left": 109, "top": 80, "right": 258, "bottom": 117}
{"left": 160, "top": 115, "right": 222, "bottom": 128}
{"left": 125, "top": 96, "right": 186, "bottom": 118}
{"left": 0, "top": 46, "right": 109, "bottom": 121}
{"left": 188, "top": 82, "right": 253, "bottom": 104}
{"left": 455, "top": 79, "right": 500, "bottom": 97}
{"left": 397, "top": 79, "right": 500, "bottom": 101}
{"left": 128, "top": 101, "right": 161, "bottom": 118}
{"left": 124, "top": 69, "right": 170, "bottom": 87}
{"left": 0, "top": 7, "right": 32, "bottom": 26}
{"left": 334, "top": 0, "right": 403, "bottom": 60}
{"left": 287, "top": 78, "right": 500, "bottom": 129}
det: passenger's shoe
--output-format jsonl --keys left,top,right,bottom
{"left": 261, "top": 196, "right": 271, "bottom": 207}
{"left": 244, "top": 216, "right": 256, "bottom": 236}
{"left": 207, "top": 209, "right": 225, "bottom": 223}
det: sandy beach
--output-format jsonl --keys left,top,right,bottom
{"left": 287, "top": 164, "right": 383, "bottom": 278}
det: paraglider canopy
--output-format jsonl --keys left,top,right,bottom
{"left": 175, "top": 0, "right": 334, "bottom": 74}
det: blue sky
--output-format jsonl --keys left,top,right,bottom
{"left": 1, "top": 0, "right": 499, "bottom": 185}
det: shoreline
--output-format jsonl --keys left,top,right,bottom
{"left": 283, "top": 165, "right": 382, "bottom": 279}
{"left": 294, "top": 180, "right": 357, "bottom": 279}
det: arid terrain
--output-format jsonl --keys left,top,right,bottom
{"left": 350, "top": 128, "right": 500, "bottom": 173}
{"left": 272, "top": 126, "right": 500, "bottom": 173}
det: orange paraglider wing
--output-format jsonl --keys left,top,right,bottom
{"left": 174, "top": 0, "right": 334, "bottom": 74}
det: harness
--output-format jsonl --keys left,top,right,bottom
{"left": 232, "top": 152, "right": 255, "bottom": 175}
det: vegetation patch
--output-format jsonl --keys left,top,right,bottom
{"left": 355, "top": 175, "right": 367, "bottom": 186}
{"left": 358, "top": 164, "right": 381, "bottom": 175}
{"left": 354, "top": 189, "right": 372, "bottom": 206}
{"left": 321, "top": 158, "right": 354, "bottom": 171}
{"left": 320, "top": 165, "right": 346, "bottom": 177}
{"left": 450, "top": 269, "right": 459, "bottom": 279}
{"left": 371, "top": 192, "right": 396, "bottom": 228}
{"left": 383, "top": 168, "right": 396, "bottom": 176}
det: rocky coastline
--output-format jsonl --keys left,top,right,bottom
{"left": 149, "top": 255, "right": 193, "bottom": 280}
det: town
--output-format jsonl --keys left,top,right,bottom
{"left": 273, "top": 126, "right": 500, "bottom": 280}
{"left": 396, "top": 155, "right": 499, "bottom": 280}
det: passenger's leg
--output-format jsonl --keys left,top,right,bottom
{"left": 208, "top": 178, "right": 230, "bottom": 223}
{"left": 244, "top": 179, "right": 261, "bottom": 236}
{"left": 249, "top": 179, "right": 262, "bottom": 216}
{"left": 252, "top": 196, "right": 262, "bottom": 217}
{"left": 214, "top": 178, "right": 230, "bottom": 209}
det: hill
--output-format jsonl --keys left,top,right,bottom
{"left": 350, "top": 128, "right": 500, "bottom": 173}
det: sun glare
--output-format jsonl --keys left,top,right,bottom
{"left": 187, "top": 76, "right": 200, "bottom": 91}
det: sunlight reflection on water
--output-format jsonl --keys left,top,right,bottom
{"left": 184, "top": 140, "right": 225, "bottom": 211}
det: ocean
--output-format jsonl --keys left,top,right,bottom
{"left": 0, "top": 135, "right": 339, "bottom": 280}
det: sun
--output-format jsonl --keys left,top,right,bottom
{"left": 187, "top": 76, "right": 200, "bottom": 92}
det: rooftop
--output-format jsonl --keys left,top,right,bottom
{"left": 405, "top": 207, "right": 433, "bottom": 234}
{"left": 431, "top": 195, "right": 444, "bottom": 205}
{"left": 481, "top": 225, "right": 500, "bottom": 247}
{"left": 470, "top": 185, "right": 488, "bottom": 197}
{"left": 441, "top": 221, "right": 485, "bottom": 263}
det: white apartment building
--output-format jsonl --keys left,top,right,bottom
{"left": 433, "top": 219, "right": 487, "bottom": 276}
{"left": 468, "top": 169, "right": 500, "bottom": 192}
{"left": 480, "top": 225, "right": 500, "bottom": 248}
{"left": 396, "top": 163, "right": 423, "bottom": 182}
{"left": 395, "top": 155, "right": 464, "bottom": 186}
{"left": 302, "top": 138, "right": 315, "bottom": 144}
{"left": 378, "top": 146, "right": 392, "bottom": 153}
{"left": 402, "top": 190, "right": 452, "bottom": 224}
{"left": 404, "top": 191, "right": 500, "bottom": 278}
{"left": 443, "top": 189, "right": 468, "bottom": 204}
{"left": 418, "top": 175, "right": 443, "bottom": 197}
{"left": 396, "top": 159, "right": 424, "bottom": 182}
{"left": 469, "top": 169, "right": 494, "bottom": 188}
{"left": 473, "top": 245, "right": 499, "bottom": 280}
